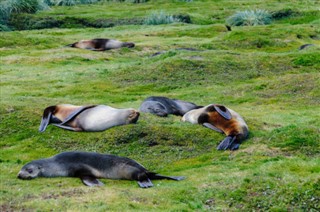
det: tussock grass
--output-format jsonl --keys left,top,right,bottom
{"left": 0, "top": 0, "right": 48, "bottom": 26}
{"left": 144, "top": 11, "right": 181, "bottom": 25}
{"left": 226, "top": 9, "right": 272, "bottom": 26}
{"left": 44, "top": 0, "right": 100, "bottom": 6}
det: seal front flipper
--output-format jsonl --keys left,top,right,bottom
{"left": 81, "top": 176, "right": 104, "bottom": 187}
{"left": 208, "top": 105, "right": 232, "bottom": 120}
{"left": 217, "top": 135, "right": 236, "bottom": 150}
{"left": 60, "top": 105, "right": 96, "bottom": 125}
{"left": 137, "top": 178, "right": 153, "bottom": 188}
{"left": 203, "top": 123, "right": 224, "bottom": 133}
{"left": 52, "top": 124, "right": 82, "bottom": 132}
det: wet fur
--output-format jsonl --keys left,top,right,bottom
{"left": 39, "top": 104, "right": 140, "bottom": 132}
{"left": 67, "top": 38, "right": 135, "bottom": 51}
{"left": 18, "top": 152, "right": 185, "bottom": 188}
{"left": 139, "top": 96, "right": 201, "bottom": 117}
{"left": 182, "top": 104, "right": 249, "bottom": 150}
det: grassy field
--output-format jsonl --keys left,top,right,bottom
{"left": 1, "top": 0, "right": 320, "bottom": 211}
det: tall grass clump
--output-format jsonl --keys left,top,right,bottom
{"left": 226, "top": 9, "right": 272, "bottom": 26}
{"left": 144, "top": 11, "right": 180, "bottom": 25}
{"left": 44, "top": 0, "right": 100, "bottom": 6}
{"left": 103, "top": 0, "right": 148, "bottom": 2}
{"left": 0, "top": 0, "right": 49, "bottom": 28}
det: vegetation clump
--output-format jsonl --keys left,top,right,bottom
{"left": 271, "top": 8, "right": 297, "bottom": 20}
{"left": 0, "top": 0, "right": 48, "bottom": 28}
{"left": 104, "top": 0, "right": 148, "bottom": 2}
{"left": 144, "top": 11, "right": 181, "bottom": 25}
{"left": 226, "top": 9, "right": 272, "bottom": 26}
{"left": 44, "top": 0, "right": 100, "bottom": 6}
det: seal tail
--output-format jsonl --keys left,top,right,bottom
{"left": 147, "top": 172, "right": 185, "bottom": 181}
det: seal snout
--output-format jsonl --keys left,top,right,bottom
{"left": 17, "top": 172, "right": 31, "bottom": 180}
{"left": 129, "top": 110, "right": 140, "bottom": 124}
{"left": 123, "top": 42, "right": 135, "bottom": 48}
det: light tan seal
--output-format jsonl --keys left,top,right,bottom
{"left": 39, "top": 104, "right": 139, "bottom": 132}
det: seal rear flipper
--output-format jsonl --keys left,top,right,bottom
{"left": 137, "top": 178, "right": 153, "bottom": 188}
{"left": 52, "top": 124, "right": 83, "bottom": 132}
{"left": 81, "top": 176, "right": 104, "bottom": 187}
{"left": 148, "top": 173, "right": 185, "bottom": 181}
{"left": 229, "top": 142, "right": 240, "bottom": 151}
{"left": 203, "top": 123, "right": 224, "bottom": 134}
{"left": 217, "top": 135, "right": 236, "bottom": 150}
{"left": 60, "top": 105, "right": 96, "bottom": 125}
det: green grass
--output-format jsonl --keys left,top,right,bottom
{"left": 1, "top": 0, "right": 320, "bottom": 211}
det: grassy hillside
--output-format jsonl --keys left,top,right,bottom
{"left": 1, "top": 0, "right": 319, "bottom": 211}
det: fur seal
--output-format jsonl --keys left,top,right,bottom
{"left": 182, "top": 104, "right": 249, "bottom": 151}
{"left": 139, "top": 96, "right": 201, "bottom": 117}
{"left": 66, "top": 38, "right": 135, "bottom": 51}
{"left": 17, "top": 151, "right": 185, "bottom": 188}
{"left": 39, "top": 104, "right": 139, "bottom": 132}
{"left": 298, "top": 44, "right": 314, "bottom": 50}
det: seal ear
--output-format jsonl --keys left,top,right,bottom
{"left": 39, "top": 106, "right": 55, "bottom": 132}
{"left": 81, "top": 176, "right": 104, "bottom": 187}
{"left": 207, "top": 104, "right": 232, "bottom": 120}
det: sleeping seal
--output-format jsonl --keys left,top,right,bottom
{"left": 17, "top": 151, "right": 185, "bottom": 188}
{"left": 66, "top": 38, "right": 135, "bottom": 51}
{"left": 39, "top": 104, "right": 139, "bottom": 132}
{"left": 139, "top": 96, "right": 201, "bottom": 117}
{"left": 182, "top": 104, "right": 249, "bottom": 151}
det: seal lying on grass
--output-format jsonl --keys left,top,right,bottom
{"left": 17, "top": 151, "right": 185, "bottom": 188}
{"left": 182, "top": 104, "right": 249, "bottom": 151}
{"left": 39, "top": 104, "right": 140, "bottom": 132}
{"left": 139, "top": 96, "right": 201, "bottom": 117}
{"left": 66, "top": 38, "right": 135, "bottom": 51}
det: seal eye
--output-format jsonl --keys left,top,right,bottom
{"left": 26, "top": 168, "right": 33, "bottom": 174}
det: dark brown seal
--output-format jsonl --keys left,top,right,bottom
{"left": 139, "top": 96, "right": 201, "bottom": 117}
{"left": 18, "top": 151, "right": 185, "bottom": 188}
{"left": 66, "top": 38, "right": 135, "bottom": 51}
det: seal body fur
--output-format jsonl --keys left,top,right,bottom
{"left": 67, "top": 38, "right": 135, "bottom": 51}
{"left": 182, "top": 104, "right": 248, "bottom": 150}
{"left": 39, "top": 104, "right": 139, "bottom": 132}
{"left": 17, "top": 151, "right": 185, "bottom": 188}
{"left": 139, "top": 96, "right": 201, "bottom": 117}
